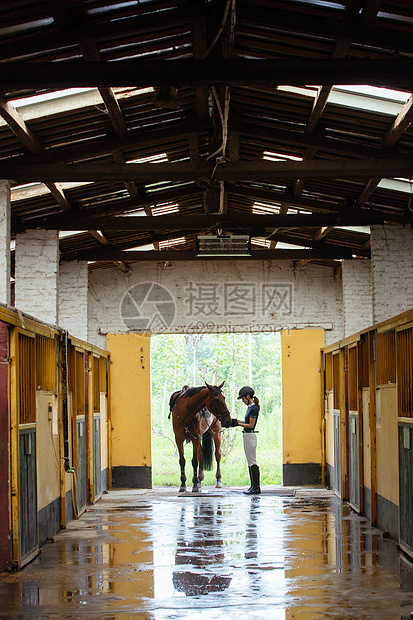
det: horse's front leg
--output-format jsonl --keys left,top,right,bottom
{"left": 214, "top": 432, "right": 222, "bottom": 488}
{"left": 192, "top": 439, "right": 201, "bottom": 493}
{"left": 176, "top": 440, "right": 186, "bottom": 492}
{"left": 197, "top": 443, "right": 204, "bottom": 487}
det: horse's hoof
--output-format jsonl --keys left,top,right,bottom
{"left": 192, "top": 486, "right": 201, "bottom": 493}
{"left": 179, "top": 487, "right": 186, "bottom": 493}
{"left": 215, "top": 481, "right": 222, "bottom": 488}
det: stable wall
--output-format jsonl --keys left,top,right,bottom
{"left": 36, "top": 392, "right": 61, "bottom": 546}
{"left": 88, "top": 260, "right": 344, "bottom": 348}
{"left": 107, "top": 333, "right": 152, "bottom": 488}
{"left": 362, "top": 388, "right": 371, "bottom": 520}
{"left": 282, "top": 329, "right": 324, "bottom": 485}
{"left": 100, "top": 393, "right": 109, "bottom": 491}
{"left": 0, "top": 322, "right": 9, "bottom": 569}
{"left": 325, "top": 391, "right": 334, "bottom": 486}
{"left": 375, "top": 385, "right": 399, "bottom": 539}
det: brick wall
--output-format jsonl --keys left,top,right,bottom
{"left": 87, "top": 259, "right": 344, "bottom": 348}
{"left": 0, "top": 181, "right": 10, "bottom": 305}
{"left": 371, "top": 225, "right": 413, "bottom": 324}
{"left": 58, "top": 261, "right": 89, "bottom": 341}
{"left": 15, "top": 229, "right": 59, "bottom": 325}
{"left": 342, "top": 260, "right": 373, "bottom": 337}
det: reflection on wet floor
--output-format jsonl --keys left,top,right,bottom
{"left": 1, "top": 487, "right": 413, "bottom": 619}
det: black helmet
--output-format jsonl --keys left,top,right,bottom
{"left": 237, "top": 386, "right": 255, "bottom": 399}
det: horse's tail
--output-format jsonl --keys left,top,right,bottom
{"left": 202, "top": 429, "right": 214, "bottom": 471}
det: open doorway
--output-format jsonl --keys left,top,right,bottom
{"left": 150, "top": 332, "right": 282, "bottom": 488}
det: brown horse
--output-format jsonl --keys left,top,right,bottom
{"left": 170, "top": 382, "right": 232, "bottom": 493}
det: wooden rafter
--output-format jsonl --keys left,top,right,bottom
{"left": 4, "top": 159, "right": 413, "bottom": 183}
{"left": 2, "top": 59, "right": 413, "bottom": 88}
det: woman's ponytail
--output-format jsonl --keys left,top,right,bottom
{"left": 253, "top": 396, "right": 260, "bottom": 412}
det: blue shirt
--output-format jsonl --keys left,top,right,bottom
{"left": 245, "top": 404, "right": 259, "bottom": 429}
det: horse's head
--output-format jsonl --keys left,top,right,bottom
{"left": 205, "top": 382, "right": 232, "bottom": 428}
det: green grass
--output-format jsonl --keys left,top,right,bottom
{"left": 151, "top": 428, "right": 282, "bottom": 487}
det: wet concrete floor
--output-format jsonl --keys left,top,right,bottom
{"left": 1, "top": 486, "right": 413, "bottom": 619}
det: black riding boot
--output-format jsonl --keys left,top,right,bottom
{"left": 244, "top": 464, "right": 261, "bottom": 495}
{"left": 243, "top": 467, "right": 253, "bottom": 493}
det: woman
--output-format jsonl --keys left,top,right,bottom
{"left": 231, "top": 386, "right": 261, "bottom": 495}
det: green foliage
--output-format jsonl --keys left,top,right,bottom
{"left": 150, "top": 332, "right": 282, "bottom": 487}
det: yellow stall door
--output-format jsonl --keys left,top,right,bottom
{"left": 282, "top": 329, "right": 324, "bottom": 486}
{"left": 108, "top": 334, "right": 152, "bottom": 488}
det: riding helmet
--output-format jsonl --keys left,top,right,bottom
{"left": 237, "top": 386, "right": 255, "bottom": 399}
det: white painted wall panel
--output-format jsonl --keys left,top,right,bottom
{"left": 371, "top": 225, "right": 413, "bottom": 324}
{"left": 342, "top": 260, "right": 373, "bottom": 337}
{"left": 87, "top": 259, "right": 344, "bottom": 348}
{"left": 15, "top": 229, "right": 59, "bottom": 325}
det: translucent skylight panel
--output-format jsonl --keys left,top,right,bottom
{"left": 336, "top": 85, "right": 410, "bottom": 102}
{"left": 151, "top": 203, "right": 179, "bottom": 216}
{"left": 252, "top": 201, "right": 281, "bottom": 215}
{"left": 263, "top": 151, "right": 303, "bottom": 162}
{"left": 159, "top": 237, "right": 186, "bottom": 249}
{"left": 281, "top": 0, "right": 345, "bottom": 10}
{"left": 277, "top": 86, "right": 318, "bottom": 99}
{"left": 0, "top": 90, "right": 104, "bottom": 128}
{"left": 122, "top": 243, "right": 155, "bottom": 251}
{"left": 378, "top": 11, "right": 413, "bottom": 25}
{"left": 11, "top": 88, "right": 94, "bottom": 108}
{"left": 11, "top": 182, "right": 93, "bottom": 202}
{"left": 59, "top": 231, "right": 87, "bottom": 238}
{"left": 378, "top": 178, "right": 413, "bottom": 194}
{"left": 328, "top": 86, "right": 410, "bottom": 115}
{"left": 277, "top": 241, "right": 310, "bottom": 249}
{"left": 251, "top": 238, "right": 271, "bottom": 248}
{"left": 335, "top": 226, "right": 370, "bottom": 234}
{"left": 126, "top": 153, "right": 168, "bottom": 164}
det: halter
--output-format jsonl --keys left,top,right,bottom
{"left": 208, "top": 393, "right": 231, "bottom": 420}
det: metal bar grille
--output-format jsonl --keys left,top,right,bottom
{"left": 18, "top": 334, "right": 35, "bottom": 425}
{"left": 377, "top": 329, "right": 396, "bottom": 385}
{"left": 359, "top": 335, "right": 370, "bottom": 389}
{"left": 333, "top": 353, "right": 340, "bottom": 409}
{"left": 397, "top": 327, "right": 413, "bottom": 418}
{"left": 99, "top": 357, "right": 107, "bottom": 394}
{"left": 35, "top": 335, "right": 56, "bottom": 392}
{"left": 75, "top": 350, "right": 85, "bottom": 416}
{"left": 325, "top": 352, "right": 332, "bottom": 392}
{"left": 93, "top": 356, "right": 100, "bottom": 413}
{"left": 348, "top": 346, "right": 358, "bottom": 411}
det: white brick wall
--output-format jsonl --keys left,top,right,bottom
{"left": 371, "top": 224, "right": 413, "bottom": 324}
{"left": 342, "top": 259, "right": 373, "bottom": 337}
{"left": 87, "top": 259, "right": 344, "bottom": 348}
{"left": 15, "top": 229, "right": 59, "bottom": 325}
{"left": 0, "top": 180, "right": 10, "bottom": 305}
{"left": 58, "top": 261, "right": 89, "bottom": 341}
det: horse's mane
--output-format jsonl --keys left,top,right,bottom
{"left": 185, "top": 386, "right": 205, "bottom": 397}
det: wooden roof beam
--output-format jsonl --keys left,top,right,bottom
{"left": 4, "top": 159, "right": 413, "bottom": 183}
{"left": 61, "top": 247, "right": 358, "bottom": 262}
{"left": 2, "top": 59, "right": 413, "bottom": 88}
{"left": 17, "top": 212, "right": 389, "bottom": 234}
